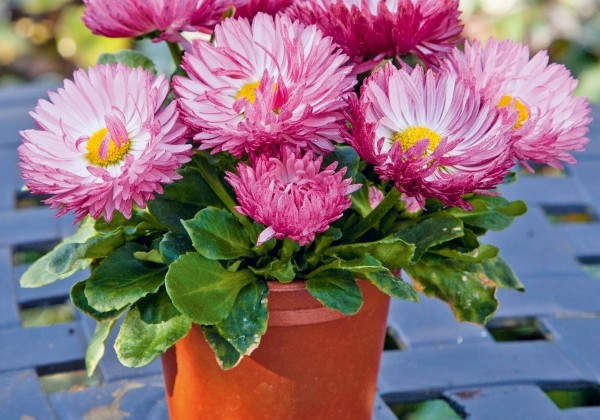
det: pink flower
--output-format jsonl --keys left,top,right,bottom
{"left": 82, "top": 0, "right": 244, "bottom": 42}
{"left": 173, "top": 13, "right": 355, "bottom": 158}
{"left": 444, "top": 38, "right": 592, "bottom": 169}
{"left": 18, "top": 64, "right": 192, "bottom": 222}
{"left": 225, "top": 149, "right": 361, "bottom": 245}
{"left": 235, "top": 0, "right": 293, "bottom": 19}
{"left": 287, "top": 0, "right": 462, "bottom": 71}
{"left": 347, "top": 63, "right": 515, "bottom": 210}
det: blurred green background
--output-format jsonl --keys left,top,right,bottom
{"left": 0, "top": 0, "right": 598, "bottom": 101}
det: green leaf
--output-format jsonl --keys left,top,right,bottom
{"left": 201, "top": 326, "right": 243, "bottom": 370}
{"left": 71, "top": 281, "right": 127, "bottom": 321}
{"left": 431, "top": 244, "right": 499, "bottom": 263}
{"left": 48, "top": 232, "right": 125, "bottom": 275}
{"left": 159, "top": 232, "right": 193, "bottom": 265}
{"left": 249, "top": 259, "right": 296, "bottom": 282}
{"left": 306, "top": 269, "right": 363, "bottom": 315}
{"left": 396, "top": 216, "right": 464, "bottom": 262}
{"left": 310, "top": 255, "right": 418, "bottom": 302}
{"left": 114, "top": 289, "right": 192, "bottom": 368}
{"left": 216, "top": 281, "right": 268, "bottom": 356}
{"left": 477, "top": 256, "right": 525, "bottom": 291}
{"left": 165, "top": 252, "right": 257, "bottom": 324}
{"left": 85, "top": 243, "right": 167, "bottom": 312}
{"left": 365, "top": 271, "right": 418, "bottom": 302}
{"left": 183, "top": 207, "right": 254, "bottom": 260}
{"left": 450, "top": 196, "right": 527, "bottom": 231}
{"left": 405, "top": 256, "right": 499, "bottom": 324}
{"left": 98, "top": 50, "right": 157, "bottom": 74}
{"left": 86, "top": 320, "right": 116, "bottom": 376}
{"left": 326, "top": 236, "right": 415, "bottom": 270}
{"left": 134, "top": 249, "right": 164, "bottom": 264}
{"left": 20, "top": 217, "right": 97, "bottom": 288}
{"left": 147, "top": 168, "right": 222, "bottom": 233}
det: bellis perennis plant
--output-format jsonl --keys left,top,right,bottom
{"left": 19, "top": 1, "right": 591, "bottom": 372}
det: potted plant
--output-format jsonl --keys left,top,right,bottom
{"left": 18, "top": 0, "right": 591, "bottom": 419}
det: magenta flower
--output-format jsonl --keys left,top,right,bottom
{"left": 347, "top": 63, "right": 515, "bottom": 210}
{"left": 444, "top": 38, "right": 592, "bottom": 169}
{"left": 287, "top": 0, "right": 462, "bottom": 71}
{"left": 225, "top": 149, "right": 361, "bottom": 245}
{"left": 173, "top": 13, "right": 355, "bottom": 158}
{"left": 235, "top": 0, "right": 293, "bottom": 19}
{"left": 82, "top": 0, "right": 244, "bottom": 42}
{"left": 18, "top": 64, "right": 192, "bottom": 222}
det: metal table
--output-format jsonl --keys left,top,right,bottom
{"left": 1, "top": 82, "right": 599, "bottom": 419}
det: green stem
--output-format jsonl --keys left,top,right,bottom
{"left": 192, "top": 154, "right": 253, "bottom": 232}
{"left": 279, "top": 238, "right": 295, "bottom": 263}
{"left": 167, "top": 42, "right": 183, "bottom": 68}
{"left": 342, "top": 187, "right": 401, "bottom": 243}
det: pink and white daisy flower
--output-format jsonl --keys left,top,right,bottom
{"left": 173, "top": 13, "right": 355, "bottom": 158}
{"left": 287, "top": 0, "right": 462, "bottom": 71}
{"left": 235, "top": 0, "right": 293, "bottom": 19}
{"left": 225, "top": 148, "right": 361, "bottom": 245}
{"left": 82, "top": 0, "right": 244, "bottom": 42}
{"left": 444, "top": 38, "right": 592, "bottom": 169}
{"left": 18, "top": 64, "right": 192, "bottom": 222}
{"left": 347, "top": 63, "right": 515, "bottom": 210}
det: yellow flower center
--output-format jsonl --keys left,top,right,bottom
{"left": 86, "top": 127, "right": 130, "bottom": 166}
{"left": 392, "top": 126, "right": 442, "bottom": 153}
{"left": 497, "top": 95, "right": 529, "bottom": 129}
{"left": 236, "top": 81, "right": 261, "bottom": 104}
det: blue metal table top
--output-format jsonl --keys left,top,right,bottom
{"left": 1, "top": 82, "right": 599, "bottom": 419}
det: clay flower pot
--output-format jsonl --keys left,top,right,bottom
{"left": 161, "top": 280, "right": 391, "bottom": 419}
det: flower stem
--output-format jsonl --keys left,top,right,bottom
{"left": 280, "top": 238, "right": 295, "bottom": 263}
{"left": 167, "top": 42, "right": 183, "bottom": 68}
{"left": 192, "top": 155, "right": 253, "bottom": 232}
{"left": 342, "top": 187, "right": 401, "bottom": 243}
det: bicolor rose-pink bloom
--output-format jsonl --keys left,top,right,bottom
{"left": 347, "top": 63, "right": 515, "bottom": 210}
{"left": 288, "top": 0, "right": 462, "bottom": 71}
{"left": 174, "top": 13, "right": 355, "bottom": 158}
{"left": 82, "top": 0, "right": 244, "bottom": 42}
{"left": 444, "top": 38, "right": 592, "bottom": 169}
{"left": 225, "top": 149, "right": 361, "bottom": 245}
{"left": 19, "top": 64, "right": 192, "bottom": 222}
{"left": 235, "top": 0, "right": 293, "bottom": 19}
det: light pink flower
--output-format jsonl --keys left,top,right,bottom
{"left": 225, "top": 149, "right": 361, "bottom": 245}
{"left": 443, "top": 38, "right": 592, "bottom": 169}
{"left": 287, "top": 0, "right": 462, "bottom": 71}
{"left": 173, "top": 13, "right": 355, "bottom": 158}
{"left": 19, "top": 64, "right": 192, "bottom": 222}
{"left": 82, "top": 0, "right": 244, "bottom": 42}
{"left": 235, "top": 0, "right": 293, "bottom": 19}
{"left": 347, "top": 63, "right": 515, "bottom": 210}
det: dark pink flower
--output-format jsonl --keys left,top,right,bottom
{"left": 347, "top": 63, "right": 515, "bottom": 210}
{"left": 82, "top": 0, "right": 244, "bottom": 42}
{"left": 174, "top": 13, "right": 355, "bottom": 158}
{"left": 444, "top": 38, "right": 592, "bottom": 169}
{"left": 225, "top": 149, "right": 361, "bottom": 245}
{"left": 287, "top": 0, "right": 462, "bottom": 71}
{"left": 19, "top": 64, "right": 192, "bottom": 222}
{"left": 235, "top": 0, "right": 293, "bottom": 19}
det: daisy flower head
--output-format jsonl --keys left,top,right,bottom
{"left": 287, "top": 0, "right": 463, "bottom": 71}
{"left": 235, "top": 0, "right": 293, "bottom": 19}
{"left": 347, "top": 62, "right": 515, "bottom": 210}
{"left": 82, "top": 0, "right": 244, "bottom": 42}
{"left": 173, "top": 12, "right": 356, "bottom": 158}
{"left": 225, "top": 148, "right": 361, "bottom": 246}
{"left": 444, "top": 38, "right": 592, "bottom": 169}
{"left": 18, "top": 64, "right": 192, "bottom": 222}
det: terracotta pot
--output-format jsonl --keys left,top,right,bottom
{"left": 161, "top": 280, "right": 391, "bottom": 420}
